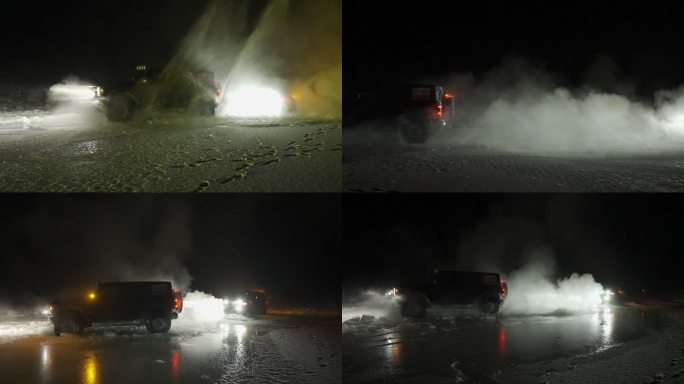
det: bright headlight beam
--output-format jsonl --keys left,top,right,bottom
{"left": 224, "top": 86, "right": 285, "bottom": 117}
{"left": 49, "top": 84, "right": 100, "bottom": 102}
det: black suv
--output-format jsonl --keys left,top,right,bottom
{"left": 223, "top": 290, "right": 268, "bottom": 316}
{"left": 104, "top": 65, "right": 223, "bottom": 122}
{"left": 48, "top": 282, "right": 183, "bottom": 336}
{"left": 397, "top": 84, "right": 455, "bottom": 143}
{"left": 346, "top": 83, "right": 455, "bottom": 143}
{"left": 392, "top": 270, "right": 508, "bottom": 317}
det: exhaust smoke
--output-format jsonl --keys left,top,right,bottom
{"left": 440, "top": 57, "right": 684, "bottom": 155}
{"left": 167, "top": 0, "right": 341, "bottom": 119}
{"left": 501, "top": 254, "right": 605, "bottom": 316}
{"left": 174, "top": 291, "right": 225, "bottom": 330}
{"left": 453, "top": 214, "right": 608, "bottom": 316}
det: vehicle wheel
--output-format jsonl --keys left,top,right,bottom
{"left": 477, "top": 298, "right": 500, "bottom": 314}
{"left": 106, "top": 94, "right": 135, "bottom": 122}
{"left": 146, "top": 315, "right": 172, "bottom": 334}
{"left": 189, "top": 98, "right": 216, "bottom": 117}
{"left": 60, "top": 318, "right": 84, "bottom": 335}
{"left": 400, "top": 124, "right": 429, "bottom": 144}
{"left": 401, "top": 299, "right": 426, "bottom": 317}
{"left": 53, "top": 324, "right": 62, "bottom": 337}
{"left": 203, "top": 103, "right": 216, "bottom": 117}
{"left": 252, "top": 303, "right": 267, "bottom": 316}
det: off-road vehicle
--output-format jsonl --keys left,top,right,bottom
{"left": 390, "top": 270, "right": 507, "bottom": 317}
{"left": 103, "top": 65, "right": 223, "bottom": 122}
{"left": 223, "top": 290, "right": 268, "bottom": 316}
{"left": 48, "top": 281, "right": 183, "bottom": 336}
{"left": 346, "top": 82, "right": 455, "bottom": 143}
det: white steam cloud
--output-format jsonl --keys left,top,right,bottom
{"left": 501, "top": 253, "right": 605, "bottom": 316}
{"left": 174, "top": 291, "right": 226, "bottom": 331}
{"left": 168, "top": 0, "right": 341, "bottom": 119}
{"left": 452, "top": 215, "right": 607, "bottom": 316}
{"left": 442, "top": 57, "right": 684, "bottom": 154}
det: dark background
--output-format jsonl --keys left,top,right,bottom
{"left": 344, "top": 0, "right": 684, "bottom": 95}
{"left": 343, "top": 194, "right": 684, "bottom": 296}
{"left": 0, "top": 195, "right": 340, "bottom": 307}
{"left": 0, "top": 0, "right": 263, "bottom": 86}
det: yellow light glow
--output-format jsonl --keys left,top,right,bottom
{"left": 88, "top": 292, "right": 96, "bottom": 300}
{"left": 83, "top": 355, "right": 98, "bottom": 384}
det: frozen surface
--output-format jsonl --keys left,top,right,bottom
{"left": 0, "top": 107, "right": 341, "bottom": 192}
{"left": 343, "top": 127, "right": 684, "bottom": 193}
{"left": 342, "top": 302, "right": 684, "bottom": 384}
{"left": 0, "top": 313, "right": 340, "bottom": 384}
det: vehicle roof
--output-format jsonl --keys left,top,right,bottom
{"left": 97, "top": 281, "right": 172, "bottom": 286}
{"left": 402, "top": 83, "right": 442, "bottom": 89}
{"left": 435, "top": 270, "right": 500, "bottom": 276}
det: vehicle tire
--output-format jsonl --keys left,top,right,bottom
{"left": 189, "top": 97, "right": 216, "bottom": 117}
{"left": 146, "top": 315, "right": 172, "bottom": 334}
{"left": 204, "top": 102, "right": 216, "bottom": 117}
{"left": 477, "top": 298, "right": 500, "bottom": 314}
{"left": 106, "top": 94, "right": 135, "bottom": 122}
{"left": 400, "top": 124, "right": 429, "bottom": 144}
{"left": 401, "top": 298, "right": 426, "bottom": 317}
{"left": 253, "top": 303, "right": 267, "bottom": 316}
{"left": 53, "top": 324, "right": 62, "bottom": 337}
{"left": 59, "top": 318, "right": 84, "bottom": 335}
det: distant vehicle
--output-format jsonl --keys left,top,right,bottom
{"left": 103, "top": 65, "right": 224, "bottom": 122}
{"left": 223, "top": 290, "right": 268, "bottom": 316}
{"left": 47, "top": 84, "right": 104, "bottom": 106}
{"left": 48, "top": 281, "right": 183, "bottom": 336}
{"left": 397, "top": 84, "right": 455, "bottom": 143}
{"left": 346, "top": 82, "right": 455, "bottom": 143}
{"left": 388, "top": 270, "right": 507, "bottom": 317}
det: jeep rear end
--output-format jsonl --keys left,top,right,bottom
{"left": 399, "top": 84, "right": 450, "bottom": 143}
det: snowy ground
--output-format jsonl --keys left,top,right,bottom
{"left": 343, "top": 127, "right": 684, "bottom": 192}
{"left": 0, "top": 106, "right": 341, "bottom": 192}
{"left": 0, "top": 312, "right": 340, "bottom": 384}
{"left": 342, "top": 302, "right": 684, "bottom": 384}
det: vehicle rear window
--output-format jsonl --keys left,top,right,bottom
{"left": 410, "top": 87, "right": 432, "bottom": 101}
{"left": 151, "top": 284, "right": 169, "bottom": 294}
{"left": 482, "top": 275, "right": 499, "bottom": 285}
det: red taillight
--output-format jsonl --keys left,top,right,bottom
{"left": 500, "top": 280, "right": 508, "bottom": 296}
{"left": 434, "top": 104, "right": 443, "bottom": 117}
{"left": 173, "top": 289, "right": 183, "bottom": 312}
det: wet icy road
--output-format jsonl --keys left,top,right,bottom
{"left": 343, "top": 305, "right": 684, "bottom": 384}
{"left": 0, "top": 110, "right": 341, "bottom": 192}
{"left": 343, "top": 130, "right": 684, "bottom": 192}
{"left": 0, "top": 314, "right": 341, "bottom": 384}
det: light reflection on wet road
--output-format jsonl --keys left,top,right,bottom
{"left": 342, "top": 306, "right": 664, "bottom": 383}
{"left": 0, "top": 315, "right": 340, "bottom": 384}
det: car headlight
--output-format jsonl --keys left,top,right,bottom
{"left": 601, "top": 289, "right": 615, "bottom": 303}
{"left": 385, "top": 288, "right": 399, "bottom": 296}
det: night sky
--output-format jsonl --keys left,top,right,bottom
{"left": 343, "top": 195, "right": 684, "bottom": 294}
{"left": 0, "top": 0, "right": 212, "bottom": 85}
{"left": 344, "top": 0, "right": 684, "bottom": 95}
{"left": 0, "top": 195, "right": 340, "bottom": 306}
